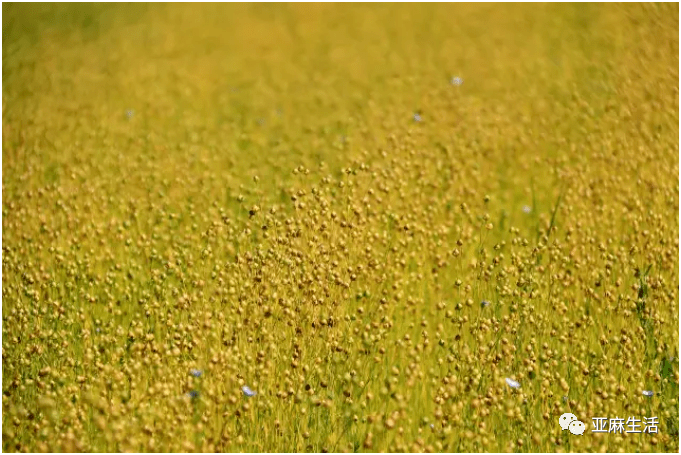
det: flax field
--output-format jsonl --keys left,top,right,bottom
{"left": 2, "top": 3, "right": 679, "bottom": 453}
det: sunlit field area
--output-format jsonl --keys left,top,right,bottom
{"left": 2, "top": 3, "right": 679, "bottom": 453}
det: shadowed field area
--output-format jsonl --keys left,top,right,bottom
{"left": 2, "top": 3, "right": 679, "bottom": 452}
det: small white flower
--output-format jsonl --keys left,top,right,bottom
{"left": 451, "top": 77, "right": 463, "bottom": 86}
{"left": 505, "top": 378, "right": 521, "bottom": 389}
{"left": 413, "top": 113, "right": 422, "bottom": 122}
{"left": 642, "top": 390, "right": 654, "bottom": 397}
{"left": 190, "top": 369, "right": 203, "bottom": 378}
{"left": 242, "top": 385, "right": 256, "bottom": 397}
{"left": 522, "top": 205, "right": 531, "bottom": 214}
